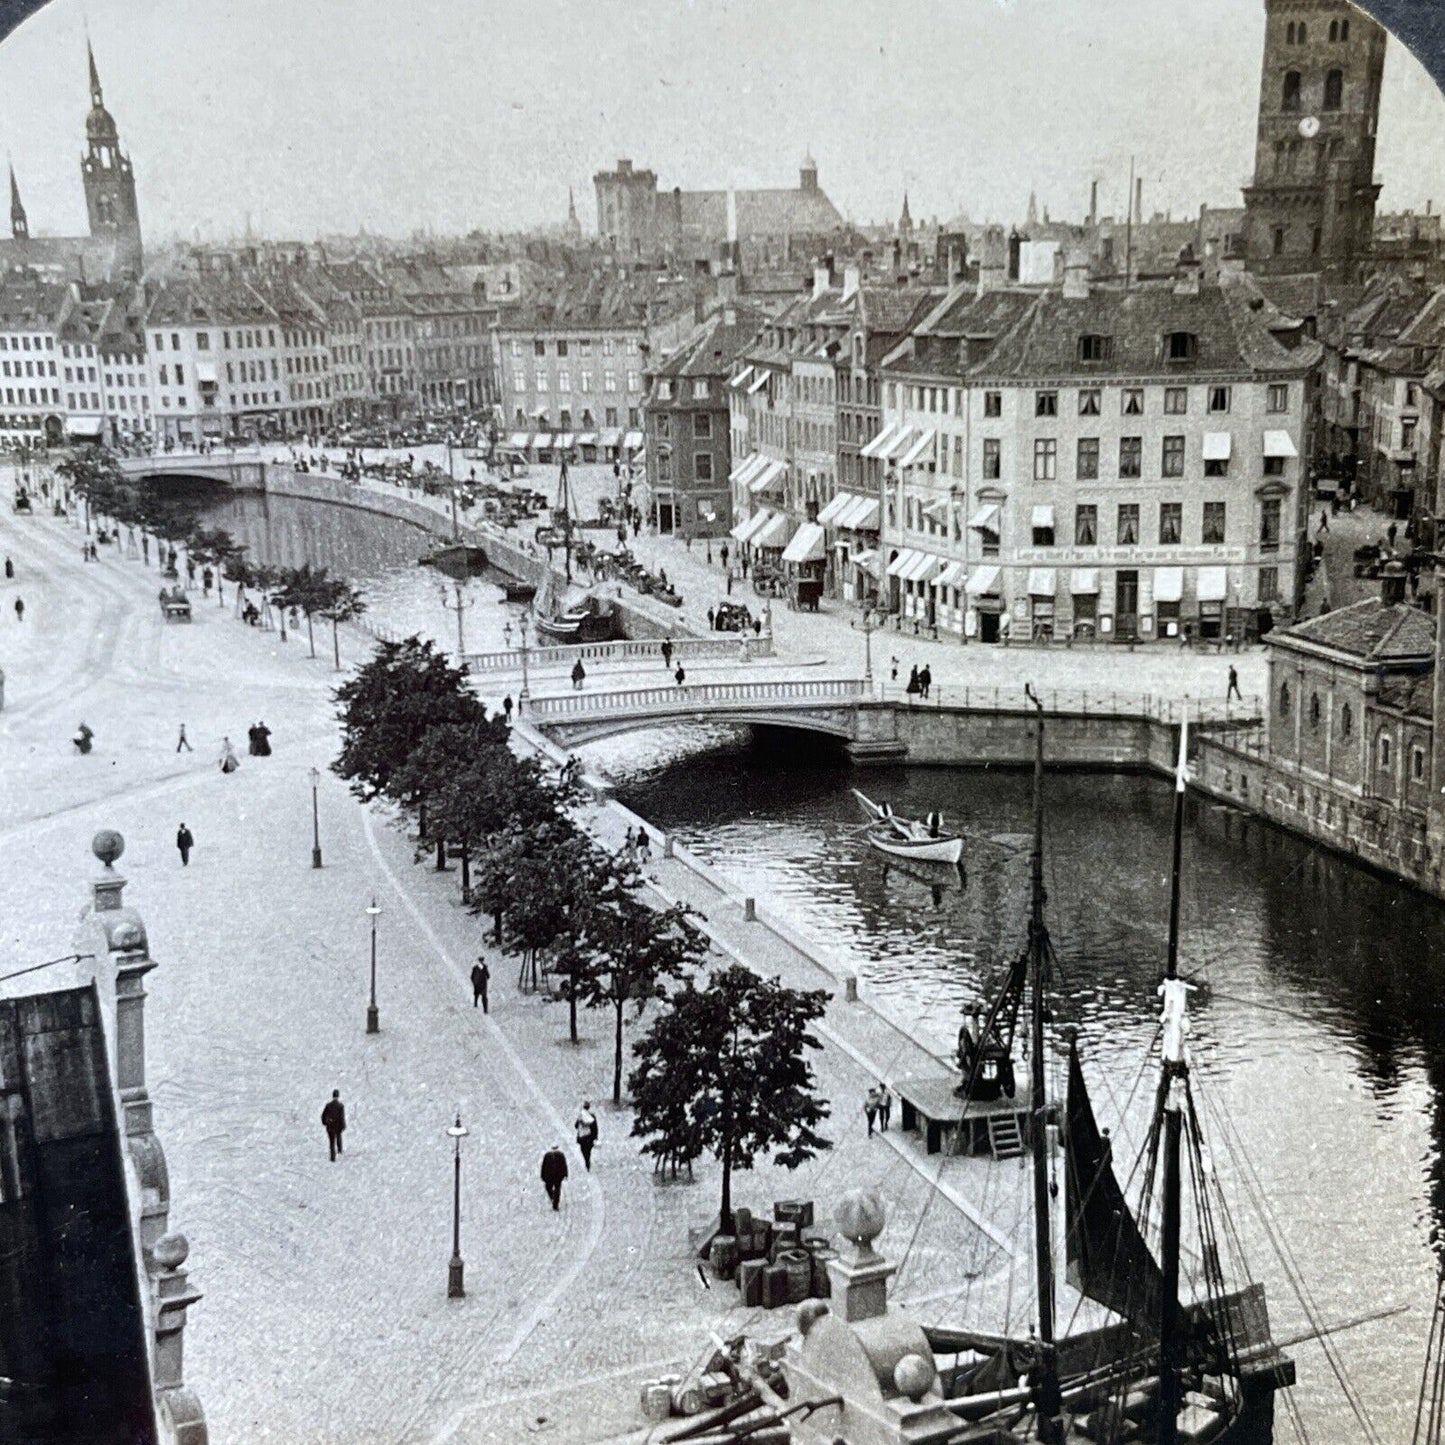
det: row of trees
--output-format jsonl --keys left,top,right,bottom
{"left": 333, "top": 636, "right": 832, "bottom": 1229}
{"left": 57, "top": 444, "right": 367, "bottom": 668}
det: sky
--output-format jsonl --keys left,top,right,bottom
{"left": 1, "top": 0, "right": 1443, "bottom": 243}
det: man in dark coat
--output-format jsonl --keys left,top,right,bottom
{"left": 321, "top": 1090, "right": 346, "bottom": 1161}
{"left": 540, "top": 1144, "right": 569, "bottom": 1209}
{"left": 176, "top": 823, "right": 194, "bottom": 867}
{"left": 471, "top": 959, "right": 490, "bottom": 1012}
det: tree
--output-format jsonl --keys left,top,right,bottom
{"left": 185, "top": 526, "right": 244, "bottom": 604}
{"left": 275, "top": 562, "right": 337, "bottom": 658}
{"left": 332, "top": 637, "right": 484, "bottom": 803}
{"left": 629, "top": 966, "right": 832, "bottom": 1233}
{"left": 575, "top": 867, "right": 707, "bottom": 1104}
{"left": 317, "top": 579, "right": 368, "bottom": 670}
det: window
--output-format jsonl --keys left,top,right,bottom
{"left": 693, "top": 379, "right": 709, "bottom": 400}
{"left": 153, "top": 333, "right": 164, "bottom": 350}
{"left": 536, "top": 370, "right": 548, "bottom": 392}
{"left": 1035, "top": 390, "right": 1058, "bottom": 417}
{"left": 657, "top": 379, "right": 672, "bottom": 400}
{"left": 1258, "top": 566, "right": 1278, "bottom": 602}
{"left": 1267, "top": 383, "right": 1289, "bottom": 413}
{"left": 1159, "top": 502, "right": 1182, "bottom": 544}
{"left": 1121, "top": 388, "right": 1143, "bottom": 416}
{"left": 1162, "top": 435, "right": 1185, "bottom": 477}
{"left": 1309, "top": 694, "right": 1321, "bottom": 731}
{"left": 534, "top": 340, "right": 546, "bottom": 357}
{"left": 605, "top": 406, "right": 618, "bottom": 426}
{"left": 1034, "top": 438, "right": 1057, "bottom": 480}
{"left": 1203, "top": 501, "right": 1226, "bottom": 543}
{"left": 1075, "top": 504, "right": 1097, "bottom": 546}
{"left": 1208, "top": 385, "right": 1231, "bottom": 413}
{"left": 1273, "top": 226, "right": 1286, "bottom": 256}
{"left": 158, "top": 364, "right": 168, "bottom": 385}
{"left": 1323, "top": 69, "right": 1343, "bottom": 111}
{"left": 983, "top": 438, "right": 1001, "bottom": 480}
{"left": 1378, "top": 734, "right": 1392, "bottom": 772}
{"left": 694, "top": 412, "right": 711, "bottom": 439}
{"left": 1119, "top": 436, "right": 1142, "bottom": 478}
{"left": 695, "top": 453, "right": 713, "bottom": 482}
{"left": 1260, "top": 497, "right": 1281, "bottom": 551}
{"left": 1340, "top": 18, "right": 1349, "bottom": 40}
{"left": 196, "top": 332, "right": 210, "bottom": 351}
{"left": 1414, "top": 746, "right": 1427, "bottom": 783}
{"left": 1279, "top": 682, "right": 1291, "bottom": 718}
{"left": 1165, "top": 332, "right": 1198, "bottom": 361}
{"left": 1264, "top": 454, "right": 1286, "bottom": 477}
{"left": 171, "top": 333, "right": 180, "bottom": 350}
{"left": 1117, "top": 503, "right": 1139, "bottom": 545}
{"left": 983, "top": 390, "right": 1001, "bottom": 417}
{"left": 1077, "top": 334, "right": 1113, "bottom": 363}
{"left": 657, "top": 415, "right": 671, "bottom": 440}
{"left": 558, "top": 370, "right": 571, "bottom": 392}
{"left": 556, "top": 339, "right": 568, "bottom": 358}
{"left": 604, "top": 369, "right": 617, "bottom": 392}
{"left": 1078, "top": 389, "right": 1100, "bottom": 416}
{"left": 1341, "top": 703, "right": 1353, "bottom": 738}
{"left": 1282, "top": 70, "right": 1302, "bottom": 112}
{"left": 1069, "top": 436, "right": 1098, "bottom": 481}
{"left": 626, "top": 370, "right": 640, "bottom": 392}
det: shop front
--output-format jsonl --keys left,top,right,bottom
{"left": 965, "top": 564, "right": 1004, "bottom": 642}
{"left": 1197, "top": 565, "right": 1228, "bottom": 641}
{"left": 1027, "top": 568, "right": 1057, "bottom": 641}
{"left": 1070, "top": 568, "right": 1099, "bottom": 639}
{"left": 1154, "top": 565, "right": 1184, "bottom": 640}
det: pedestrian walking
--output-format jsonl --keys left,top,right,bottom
{"left": 13, "top": 597, "right": 22, "bottom": 622}
{"left": 906, "top": 664, "right": 921, "bottom": 701}
{"left": 707, "top": 607, "right": 716, "bottom": 631}
{"left": 321, "top": 1090, "right": 346, "bottom": 1161}
{"left": 1319, "top": 508, "right": 1329, "bottom": 535}
{"left": 721, "top": 543, "right": 730, "bottom": 571}
{"left": 176, "top": 723, "right": 192, "bottom": 753}
{"left": 502, "top": 694, "right": 513, "bottom": 722}
{"left": 661, "top": 638, "right": 674, "bottom": 670}
{"left": 864, "top": 1086, "right": 881, "bottom": 1137}
{"left": 878, "top": 1083, "right": 893, "bottom": 1131}
{"left": 253, "top": 721, "right": 272, "bottom": 756}
{"left": 574, "top": 1102, "right": 599, "bottom": 1170}
{"left": 674, "top": 664, "right": 686, "bottom": 686}
{"left": 219, "top": 737, "right": 240, "bottom": 774}
{"left": 636, "top": 828, "right": 651, "bottom": 864}
{"left": 470, "top": 959, "right": 490, "bottom": 1011}
{"left": 919, "top": 664, "right": 933, "bottom": 700}
{"left": 1227, "top": 665, "right": 1242, "bottom": 703}
{"left": 3, "top": 556, "right": 11, "bottom": 579}
{"left": 202, "top": 566, "right": 213, "bottom": 595}
{"left": 890, "top": 656, "right": 899, "bottom": 683}
{"left": 540, "top": 1144, "right": 569, "bottom": 1210}
{"left": 571, "top": 659, "right": 586, "bottom": 690}
{"left": 1388, "top": 522, "right": 1399, "bottom": 551}
{"left": 175, "top": 823, "right": 194, "bottom": 867}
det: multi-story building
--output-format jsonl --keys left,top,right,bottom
{"left": 875, "top": 259, "right": 1320, "bottom": 644}
{"left": 0, "top": 279, "right": 68, "bottom": 450}
{"left": 642, "top": 304, "right": 763, "bottom": 536}
{"left": 492, "top": 273, "right": 700, "bottom": 461}
{"left": 1240, "top": 0, "right": 1386, "bottom": 279}
{"left": 294, "top": 271, "right": 367, "bottom": 425}
{"left": 248, "top": 276, "right": 333, "bottom": 436}
{"left": 384, "top": 260, "right": 493, "bottom": 415}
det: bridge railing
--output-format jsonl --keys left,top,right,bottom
{"left": 879, "top": 683, "right": 1261, "bottom": 725}
{"left": 521, "top": 677, "right": 870, "bottom": 719}
{"left": 465, "top": 633, "right": 774, "bottom": 673}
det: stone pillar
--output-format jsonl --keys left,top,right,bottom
{"left": 153, "top": 1234, "right": 207, "bottom": 1444}
{"left": 827, "top": 1188, "right": 896, "bottom": 1323}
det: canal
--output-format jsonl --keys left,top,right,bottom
{"left": 208, "top": 487, "right": 1445, "bottom": 1441}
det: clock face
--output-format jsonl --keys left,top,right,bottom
{"left": 1299, "top": 115, "right": 1321, "bottom": 139}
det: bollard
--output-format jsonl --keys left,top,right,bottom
{"left": 844, "top": 974, "right": 858, "bottom": 1002}
{"left": 744, "top": 897, "right": 756, "bottom": 922}
{"left": 663, "top": 833, "right": 675, "bottom": 858}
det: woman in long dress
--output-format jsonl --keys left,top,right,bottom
{"left": 219, "top": 737, "right": 240, "bottom": 774}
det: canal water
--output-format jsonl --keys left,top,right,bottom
{"left": 209, "top": 489, "right": 1445, "bottom": 1442}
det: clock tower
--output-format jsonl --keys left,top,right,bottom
{"left": 1241, "top": 0, "right": 1386, "bottom": 279}
{"left": 80, "top": 41, "right": 143, "bottom": 279}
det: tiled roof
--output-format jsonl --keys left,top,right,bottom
{"left": 0, "top": 278, "right": 68, "bottom": 329}
{"left": 678, "top": 186, "right": 843, "bottom": 240}
{"left": 858, "top": 285, "right": 938, "bottom": 335}
{"left": 653, "top": 306, "right": 767, "bottom": 379}
{"left": 1274, "top": 598, "right": 1435, "bottom": 663}
{"left": 145, "top": 277, "right": 276, "bottom": 327}
{"left": 1376, "top": 674, "right": 1434, "bottom": 720}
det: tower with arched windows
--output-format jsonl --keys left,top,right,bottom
{"left": 79, "top": 42, "right": 143, "bottom": 279}
{"left": 1241, "top": 0, "right": 1386, "bottom": 279}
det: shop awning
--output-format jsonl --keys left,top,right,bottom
{"left": 970, "top": 503, "right": 1000, "bottom": 532}
{"left": 887, "top": 548, "right": 923, "bottom": 577}
{"left": 1202, "top": 432, "right": 1232, "bottom": 461}
{"left": 1070, "top": 567, "right": 1100, "bottom": 595}
{"left": 1263, "top": 429, "right": 1298, "bottom": 458}
{"left": 1154, "top": 566, "right": 1184, "bottom": 603}
{"left": 731, "top": 453, "right": 766, "bottom": 486}
{"left": 64, "top": 416, "right": 104, "bottom": 438}
{"left": 575, "top": 432, "right": 598, "bottom": 446}
{"left": 907, "top": 553, "right": 943, "bottom": 584}
{"left": 730, "top": 509, "right": 774, "bottom": 543}
{"left": 754, "top": 513, "right": 791, "bottom": 548}
{"left": 936, "top": 561, "right": 968, "bottom": 589}
{"left": 1027, "top": 568, "right": 1057, "bottom": 597}
{"left": 749, "top": 458, "right": 787, "bottom": 494}
{"left": 729, "top": 366, "right": 755, "bottom": 391}
{"left": 507, "top": 431, "right": 532, "bottom": 448}
{"left": 747, "top": 370, "right": 771, "bottom": 394}
{"left": 817, "top": 492, "right": 853, "bottom": 525}
{"left": 623, "top": 430, "right": 644, "bottom": 451}
{"left": 859, "top": 420, "right": 904, "bottom": 459}
{"left": 533, "top": 432, "right": 555, "bottom": 449}
{"left": 966, "top": 564, "right": 1002, "bottom": 595}
{"left": 1030, "top": 504, "right": 1055, "bottom": 529}
{"left": 196, "top": 362, "right": 218, "bottom": 384}
{"left": 841, "top": 495, "right": 880, "bottom": 530}
{"left": 781, "top": 521, "right": 826, "bottom": 563}
{"left": 599, "top": 428, "right": 622, "bottom": 447}
{"left": 896, "top": 428, "right": 935, "bottom": 468}
{"left": 852, "top": 549, "right": 880, "bottom": 577}
{"left": 554, "top": 432, "right": 575, "bottom": 449}
{"left": 878, "top": 426, "right": 917, "bottom": 462}
{"left": 1197, "top": 565, "right": 1229, "bottom": 602}
{"left": 921, "top": 497, "right": 950, "bottom": 521}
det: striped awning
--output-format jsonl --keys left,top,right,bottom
{"left": 554, "top": 432, "right": 575, "bottom": 449}
{"left": 623, "top": 431, "right": 644, "bottom": 451}
{"left": 575, "top": 432, "right": 598, "bottom": 446}
{"left": 753, "top": 513, "right": 791, "bottom": 548}
{"left": 859, "top": 420, "right": 905, "bottom": 459}
{"left": 887, "top": 548, "right": 921, "bottom": 577}
{"left": 817, "top": 492, "right": 853, "bottom": 525}
{"left": 905, "top": 552, "right": 942, "bottom": 584}
{"left": 970, "top": 503, "right": 1000, "bottom": 532}
{"left": 852, "top": 549, "right": 880, "bottom": 577}
{"left": 781, "top": 521, "right": 826, "bottom": 563}
{"left": 507, "top": 431, "right": 532, "bottom": 448}
{"left": 729, "top": 366, "right": 755, "bottom": 390}
{"left": 1154, "top": 566, "right": 1184, "bottom": 603}
{"left": 1263, "top": 429, "right": 1298, "bottom": 458}
{"left": 599, "top": 428, "right": 622, "bottom": 447}
{"left": 749, "top": 459, "right": 787, "bottom": 494}
{"left": 966, "top": 564, "right": 1002, "bottom": 595}
{"left": 839, "top": 495, "right": 880, "bottom": 529}
{"left": 730, "top": 509, "right": 774, "bottom": 543}
{"left": 730, "top": 452, "right": 766, "bottom": 485}
{"left": 1070, "top": 568, "right": 1100, "bottom": 595}
{"left": 747, "top": 370, "right": 771, "bottom": 394}
{"left": 1197, "top": 565, "right": 1229, "bottom": 602}
{"left": 877, "top": 426, "right": 917, "bottom": 462}
{"left": 896, "top": 428, "right": 935, "bottom": 468}
{"left": 936, "top": 561, "right": 968, "bottom": 588}
{"left": 1027, "top": 568, "right": 1057, "bottom": 597}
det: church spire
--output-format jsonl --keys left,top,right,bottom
{"left": 88, "top": 37, "right": 103, "bottom": 108}
{"left": 898, "top": 190, "right": 913, "bottom": 236}
{"left": 9, "top": 161, "right": 27, "bottom": 241}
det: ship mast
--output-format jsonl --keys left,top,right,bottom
{"left": 558, "top": 449, "right": 574, "bottom": 584}
{"left": 1023, "top": 686, "right": 1062, "bottom": 1442}
{"left": 1158, "top": 713, "right": 1191, "bottom": 1445}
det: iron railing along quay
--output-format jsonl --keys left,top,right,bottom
{"left": 521, "top": 677, "right": 871, "bottom": 719}
{"left": 464, "top": 633, "right": 774, "bottom": 673}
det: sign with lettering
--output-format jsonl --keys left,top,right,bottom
{"left": 1014, "top": 545, "right": 1246, "bottom": 565}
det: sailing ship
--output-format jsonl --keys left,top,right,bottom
{"left": 923, "top": 697, "right": 1292, "bottom": 1444}
{"left": 852, "top": 788, "right": 965, "bottom": 866}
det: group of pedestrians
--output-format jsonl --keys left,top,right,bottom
{"left": 903, "top": 663, "right": 933, "bottom": 700}
{"left": 864, "top": 1082, "right": 893, "bottom": 1136}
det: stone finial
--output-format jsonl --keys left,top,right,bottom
{"left": 93, "top": 829, "right": 125, "bottom": 868}
{"left": 894, "top": 1353, "right": 936, "bottom": 1402}
{"left": 154, "top": 1233, "right": 190, "bottom": 1271}
{"left": 835, "top": 1187, "right": 886, "bottom": 1262}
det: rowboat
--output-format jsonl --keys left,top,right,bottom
{"left": 852, "top": 788, "right": 964, "bottom": 865}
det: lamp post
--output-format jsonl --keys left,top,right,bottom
{"left": 309, "top": 766, "right": 323, "bottom": 869}
{"left": 518, "top": 613, "right": 531, "bottom": 702}
{"left": 446, "top": 1112, "right": 469, "bottom": 1298}
{"left": 861, "top": 607, "right": 877, "bottom": 687}
{"left": 365, "top": 897, "right": 381, "bottom": 1034}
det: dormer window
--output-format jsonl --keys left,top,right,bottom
{"left": 1165, "top": 331, "right": 1199, "bottom": 361}
{"left": 1077, "top": 334, "right": 1112, "bottom": 363}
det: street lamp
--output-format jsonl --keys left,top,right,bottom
{"left": 518, "top": 612, "right": 531, "bottom": 702}
{"left": 861, "top": 607, "right": 877, "bottom": 687}
{"left": 446, "top": 1112, "right": 469, "bottom": 1299}
{"left": 309, "top": 767, "right": 323, "bottom": 869}
{"left": 365, "top": 897, "right": 381, "bottom": 1034}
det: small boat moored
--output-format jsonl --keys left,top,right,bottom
{"left": 852, "top": 788, "right": 964, "bottom": 866}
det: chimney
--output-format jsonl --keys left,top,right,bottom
{"left": 842, "top": 264, "right": 860, "bottom": 301}
{"left": 1089, "top": 180, "right": 1098, "bottom": 227}
{"left": 1173, "top": 244, "right": 1202, "bottom": 296}
{"left": 1062, "top": 249, "right": 1090, "bottom": 300}
{"left": 891, "top": 238, "right": 902, "bottom": 276}
{"left": 812, "top": 264, "right": 830, "bottom": 299}
{"left": 1134, "top": 177, "right": 1143, "bottom": 225}
{"left": 1382, "top": 560, "right": 1408, "bottom": 606}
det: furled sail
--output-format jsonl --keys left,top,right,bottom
{"left": 1064, "top": 1040, "right": 1165, "bottom": 1329}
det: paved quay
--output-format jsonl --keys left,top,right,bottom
{"left": 0, "top": 489, "right": 1031, "bottom": 1444}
